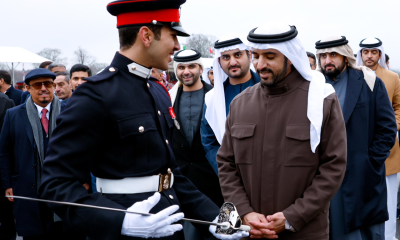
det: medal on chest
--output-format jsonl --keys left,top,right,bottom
{"left": 168, "top": 107, "right": 180, "bottom": 130}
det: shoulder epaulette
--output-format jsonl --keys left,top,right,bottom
{"left": 84, "top": 66, "right": 119, "bottom": 82}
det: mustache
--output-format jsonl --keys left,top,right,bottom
{"left": 229, "top": 65, "right": 241, "bottom": 70}
{"left": 257, "top": 68, "right": 274, "bottom": 75}
{"left": 324, "top": 64, "right": 336, "bottom": 69}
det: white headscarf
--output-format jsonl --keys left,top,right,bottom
{"left": 247, "top": 21, "right": 334, "bottom": 153}
{"left": 170, "top": 50, "right": 204, "bottom": 106}
{"left": 204, "top": 34, "right": 251, "bottom": 144}
{"left": 356, "top": 37, "right": 388, "bottom": 70}
{"left": 316, "top": 35, "right": 376, "bottom": 91}
{"left": 201, "top": 67, "right": 212, "bottom": 85}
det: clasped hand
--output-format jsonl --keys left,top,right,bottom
{"left": 244, "top": 212, "right": 286, "bottom": 239}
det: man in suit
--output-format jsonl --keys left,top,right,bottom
{"left": 39, "top": 1, "right": 247, "bottom": 240}
{"left": 169, "top": 50, "right": 222, "bottom": 240}
{"left": 0, "top": 92, "right": 16, "bottom": 240}
{"left": 356, "top": 37, "right": 400, "bottom": 240}
{"left": 316, "top": 35, "right": 397, "bottom": 240}
{"left": 0, "top": 69, "right": 83, "bottom": 240}
{"left": 0, "top": 70, "right": 23, "bottom": 106}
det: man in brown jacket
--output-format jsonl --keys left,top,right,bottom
{"left": 217, "top": 22, "right": 347, "bottom": 240}
{"left": 357, "top": 37, "right": 400, "bottom": 240}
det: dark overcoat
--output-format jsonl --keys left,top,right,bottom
{"left": 172, "top": 81, "right": 224, "bottom": 207}
{"left": 0, "top": 102, "right": 65, "bottom": 236}
{"left": 339, "top": 67, "right": 397, "bottom": 233}
{"left": 39, "top": 52, "right": 220, "bottom": 240}
{"left": 5, "top": 86, "right": 23, "bottom": 106}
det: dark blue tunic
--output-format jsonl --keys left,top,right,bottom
{"left": 200, "top": 70, "right": 260, "bottom": 174}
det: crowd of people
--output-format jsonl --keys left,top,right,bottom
{"left": 0, "top": 0, "right": 400, "bottom": 240}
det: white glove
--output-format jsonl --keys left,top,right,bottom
{"left": 121, "top": 192, "right": 184, "bottom": 238}
{"left": 209, "top": 216, "right": 249, "bottom": 240}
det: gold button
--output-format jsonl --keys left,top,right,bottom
{"left": 158, "top": 111, "right": 161, "bottom": 116}
{"left": 166, "top": 139, "right": 169, "bottom": 145}
{"left": 131, "top": 66, "right": 136, "bottom": 70}
{"left": 147, "top": 83, "right": 150, "bottom": 88}
{"left": 169, "top": 195, "right": 174, "bottom": 200}
{"left": 139, "top": 126, "right": 144, "bottom": 133}
{"left": 109, "top": 67, "right": 116, "bottom": 72}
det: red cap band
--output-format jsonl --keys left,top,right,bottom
{"left": 117, "top": 9, "right": 180, "bottom": 27}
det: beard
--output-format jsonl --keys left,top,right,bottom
{"left": 259, "top": 58, "right": 289, "bottom": 87}
{"left": 322, "top": 61, "right": 346, "bottom": 79}
{"left": 226, "top": 63, "right": 250, "bottom": 79}
{"left": 177, "top": 70, "right": 201, "bottom": 87}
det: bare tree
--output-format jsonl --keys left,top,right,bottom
{"left": 32, "top": 48, "right": 67, "bottom": 68}
{"left": 73, "top": 47, "right": 95, "bottom": 65}
{"left": 184, "top": 34, "right": 217, "bottom": 58}
{"left": 89, "top": 62, "right": 109, "bottom": 75}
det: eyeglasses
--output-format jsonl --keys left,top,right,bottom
{"left": 29, "top": 81, "right": 54, "bottom": 90}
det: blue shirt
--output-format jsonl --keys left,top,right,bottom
{"left": 201, "top": 70, "right": 260, "bottom": 174}
{"left": 325, "top": 68, "right": 348, "bottom": 110}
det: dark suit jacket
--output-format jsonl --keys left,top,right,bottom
{"left": 0, "top": 100, "right": 66, "bottom": 236}
{"left": 0, "top": 93, "right": 14, "bottom": 132}
{"left": 172, "top": 81, "right": 224, "bottom": 207}
{"left": 5, "top": 86, "right": 23, "bottom": 106}
{"left": 340, "top": 67, "right": 397, "bottom": 232}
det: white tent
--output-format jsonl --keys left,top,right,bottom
{"left": 0, "top": 46, "right": 50, "bottom": 85}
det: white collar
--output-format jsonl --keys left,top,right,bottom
{"left": 34, "top": 102, "right": 52, "bottom": 119}
{"left": 127, "top": 62, "right": 152, "bottom": 79}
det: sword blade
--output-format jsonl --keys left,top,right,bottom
{"left": 6, "top": 195, "right": 220, "bottom": 227}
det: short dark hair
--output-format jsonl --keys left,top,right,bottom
{"left": 119, "top": 25, "right": 163, "bottom": 51}
{"left": 386, "top": 54, "right": 390, "bottom": 63}
{"left": 306, "top": 52, "right": 316, "bottom": 62}
{"left": 55, "top": 71, "right": 70, "bottom": 83}
{"left": 39, "top": 61, "right": 53, "bottom": 69}
{"left": 48, "top": 63, "right": 66, "bottom": 72}
{"left": 70, "top": 64, "right": 92, "bottom": 78}
{"left": 0, "top": 70, "right": 12, "bottom": 85}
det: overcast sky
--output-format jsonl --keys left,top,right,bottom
{"left": 1, "top": 0, "right": 399, "bottom": 70}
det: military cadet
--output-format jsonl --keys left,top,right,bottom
{"left": 39, "top": 1, "right": 248, "bottom": 240}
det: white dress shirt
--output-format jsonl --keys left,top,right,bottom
{"left": 34, "top": 102, "right": 52, "bottom": 119}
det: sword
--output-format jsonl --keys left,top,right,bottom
{"left": 6, "top": 195, "right": 250, "bottom": 231}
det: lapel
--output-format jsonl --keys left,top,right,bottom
{"left": 343, "top": 68, "right": 363, "bottom": 124}
{"left": 20, "top": 105, "right": 34, "bottom": 147}
{"left": 195, "top": 81, "right": 212, "bottom": 134}
{"left": 173, "top": 85, "right": 189, "bottom": 143}
{"left": 5, "top": 87, "right": 12, "bottom": 98}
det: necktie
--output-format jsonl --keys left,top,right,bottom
{"left": 41, "top": 108, "right": 49, "bottom": 136}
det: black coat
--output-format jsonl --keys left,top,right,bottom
{"left": 5, "top": 86, "right": 23, "bottom": 106}
{"left": 39, "top": 52, "right": 220, "bottom": 240}
{"left": 0, "top": 93, "right": 14, "bottom": 132}
{"left": 333, "top": 68, "right": 397, "bottom": 233}
{"left": 172, "top": 82, "right": 224, "bottom": 207}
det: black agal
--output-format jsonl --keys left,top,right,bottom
{"left": 359, "top": 38, "right": 382, "bottom": 48}
{"left": 214, "top": 38, "right": 243, "bottom": 49}
{"left": 247, "top": 25, "right": 298, "bottom": 43}
{"left": 315, "top": 36, "right": 348, "bottom": 49}
{"left": 174, "top": 50, "right": 201, "bottom": 62}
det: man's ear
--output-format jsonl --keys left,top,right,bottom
{"left": 200, "top": 66, "right": 203, "bottom": 75}
{"left": 0, "top": 78, "right": 4, "bottom": 85}
{"left": 138, "top": 26, "right": 154, "bottom": 48}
